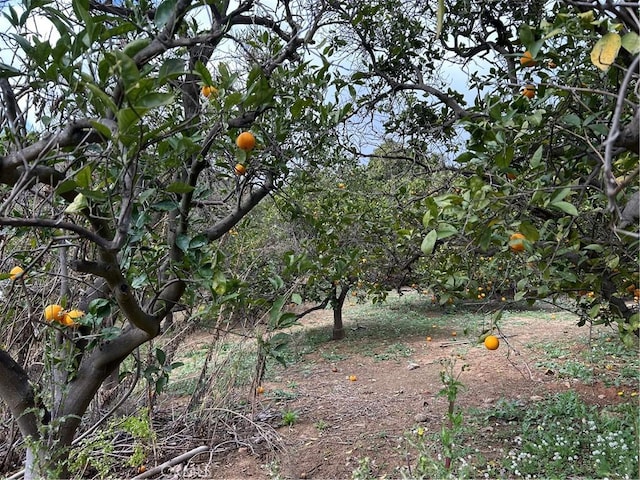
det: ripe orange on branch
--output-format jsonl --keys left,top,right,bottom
{"left": 236, "top": 131, "right": 256, "bottom": 151}
{"left": 509, "top": 232, "right": 527, "bottom": 252}
{"left": 522, "top": 84, "right": 536, "bottom": 99}
{"left": 520, "top": 50, "right": 537, "bottom": 67}
{"left": 61, "top": 309, "right": 84, "bottom": 327}
{"left": 201, "top": 85, "right": 217, "bottom": 97}
{"left": 234, "top": 163, "right": 246, "bottom": 175}
{"left": 44, "top": 304, "right": 64, "bottom": 323}
{"left": 9, "top": 266, "right": 24, "bottom": 280}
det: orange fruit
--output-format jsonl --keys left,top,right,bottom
{"left": 625, "top": 284, "right": 636, "bottom": 293}
{"left": 348, "top": 375, "right": 357, "bottom": 381}
{"left": 634, "top": 289, "right": 640, "bottom": 299}
{"left": 9, "top": 266, "right": 24, "bottom": 280}
{"left": 234, "top": 163, "right": 246, "bottom": 175}
{"left": 451, "top": 331, "right": 457, "bottom": 337}
{"left": 506, "top": 172, "right": 517, "bottom": 180}
{"left": 201, "top": 85, "right": 217, "bottom": 97}
{"left": 236, "top": 131, "right": 256, "bottom": 151}
{"left": 338, "top": 183, "right": 345, "bottom": 189}
{"left": 484, "top": 335, "right": 500, "bottom": 350}
{"left": 138, "top": 466, "right": 147, "bottom": 474}
{"left": 44, "top": 304, "right": 64, "bottom": 323}
{"left": 509, "top": 232, "right": 526, "bottom": 252}
{"left": 520, "top": 50, "right": 537, "bottom": 67}
{"left": 522, "top": 85, "right": 536, "bottom": 99}
{"left": 426, "top": 336, "right": 432, "bottom": 342}
{"left": 256, "top": 385, "right": 265, "bottom": 395}
{"left": 61, "top": 309, "right": 84, "bottom": 327}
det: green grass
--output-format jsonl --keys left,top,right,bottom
{"left": 402, "top": 391, "right": 638, "bottom": 479}
{"left": 534, "top": 359, "right": 594, "bottom": 382}
{"left": 281, "top": 410, "right": 298, "bottom": 426}
{"left": 168, "top": 340, "right": 257, "bottom": 396}
{"left": 526, "top": 329, "right": 640, "bottom": 388}
{"left": 492, "top": 391, "right": 638, "bottom": 479}
{"left": 366, "top": 342, "right": 414, "bottom": 362}
{"left": 289, "top": 294, "right": 485, "bottom": 358}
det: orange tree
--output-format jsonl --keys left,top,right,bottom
{"left": 331, "top": 1, "right": 639, "bottom": 342}
{"left": 0, "top": 0, "right": 349, "bottom": 476}
{"left": 255, "top": 142, "right": 449, "bottom": 341}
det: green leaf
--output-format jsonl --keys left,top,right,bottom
{"left": 606, "top": 255, "right": 619, "bottom": 269}
{"left": 71, "top": 0, "right": 93, "bottom": 32}
{"left": 137, "top": 92, "right": 174, "bottom": 108}
{"left": 112, "top": 51, "right": 140, "bottom": 88}
{"left": 123, "top": 37, "right": 151, "bottom": 58}
{"left": 166, "top": 182, "right": 195, "bottom": 194}
{"left": 518, "top": 221, "right": 540, "bottom": 242}
{"left": 421, "top": 230, "right": 438, "bottom": 255}
{"left": 550, "top": 187, "right": 571, "bottom": 203}
{"left": 530, "top": 145, "right": 543, "bottom": 168}
{"left": 154, "top": 0, "right": 177, "bottom": 30}
{"left": 86, "top": 84, "right": 118, "bottom": 114}
{"left": 151, "top": 200, "right": 178, "bottom": 211}
{"left": 562, "top": 114, "right": 582, "bottom": 127}
{"left": 192, "top": 60, "right": 213, "bottom": 86}
{"left": 117, "top": 108, "right": 146, "bottom": 135}
{"left": 621, "top": 32, "right": 640, "bottom": 55}
{"left": 591, "top": 32, "right": 621, "bottom": 71}
{"left": 155, "top": 347, "right": 166, "bottom": 365}
{"left": 131, "top": 273, "right": 148, "bottom": 289}
{"left": 495, "top": 145, "right": 514, "bottom": 169}
{"left": 551, "top": 201, "right": 578, "bottom": 216}
{"left": 89, "top": 119, "right": 114, "bottom": 140}
{"left": 75, "top": 165, "right": 92, "bottom": 188}
{"left": 159, "top": 58, "right": 185, "bottom": 82}
{"left": 64, "top": 193, "right": 88, "bottom": 214}
{"left": 0, "top": 62, "right": 22, "bottom": 78}
{"left": 436, "top": 223, "right": 458, "bottom": 239}
{"left": 189, "top": 235, "right": 207, "bottom": 249}
{"left": 55, "top": 180, "right": 78, "bottom": 195}
{"left": 291, "top": 293, "right": 302, "bottom": 305}
{"left": 518, "top": 24, "right": 534, "bottom": 45}
{"left": 422, "top": 198, "right": 438, "bottom": 227}
{"left": 212, "top": 271, "right": 227, "bottom": 295}
{"left": 176, "top": 234, "right": 190, "bottom": 253}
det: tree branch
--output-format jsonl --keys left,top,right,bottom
{"left": 71, "top": 257, "right": 160, "bottom": 336}
{"left": 0, "top": 217, "right": 115, "bottom": 250}
{"left": 0, "top": 350, "right": 41, "bottom": 441}
{"left": 205, "top": 174, "right": 274, "bottom": 241}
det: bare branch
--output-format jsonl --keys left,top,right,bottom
{"left": 205, "top": 173, "right": 274, "bottom": 241}
{"left": 603, "top": 54, "right": 640, "bottom": 213}
{"left": 0, "top": 217, "right": 115, "bottom": 250}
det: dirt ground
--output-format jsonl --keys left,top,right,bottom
{"left": 171, "top": 303, "right": 635, "bottom": 480}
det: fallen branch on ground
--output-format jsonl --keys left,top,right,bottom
{"left": 131, "top": 446, "right": 209, "bottom": 479}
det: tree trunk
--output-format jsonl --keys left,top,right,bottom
{"left": 332, "top": 285, "right": 349, "bottom": 340}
